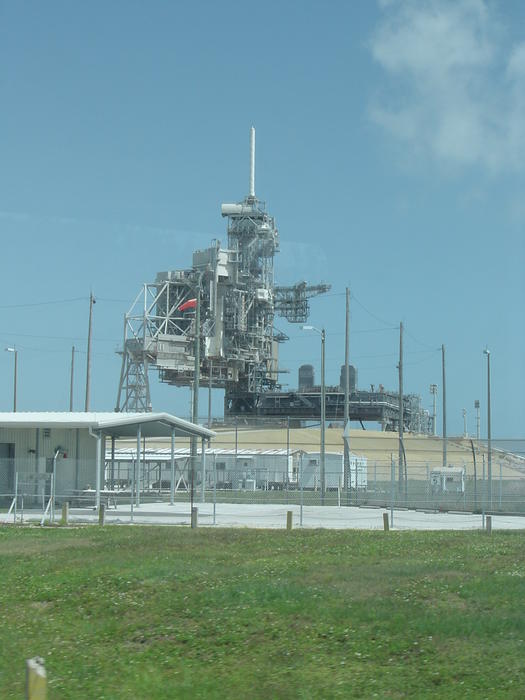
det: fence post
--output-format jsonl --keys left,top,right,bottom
{"left": 300, "top": 453, "right": 304, "bottom": 527}
{"left": 486, "top": 514, "right": 492, "bottom": 534}
{"left": 383, "top": 512, "right": 390, "bottom": 532}
{"left": 482, "top": 453, "right": 486, "bottom": 530}
{"left": 499, "top": 463, "right": 502, "bottom": 510}
{"left": 98, "top": 503, "right": 105, "bottom": 526}
{"left": 191, "top": 506, "right": 198, "bottom": 529}
{"left": 390, "top": 454, "right": 395, "bottom": 530}
{"left": 286, "top": 510, "right": 293, "bottom": 531}
{"left": 26, "top": 657, "right": 46, "bottom": 700}
{"left": 14, "top": 471, "right": 18, "bottom": 524}
{"left": 50, "top": 473, "right": 55, "bottom": 525}
{"left": 61, "top": 502, "right": 69, "bottom": 526}
{"left": 213, "top": 452, "right": 216, "bottom": 526}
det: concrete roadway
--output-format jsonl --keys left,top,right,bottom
{"left": 4, "top": 502, "right": 525, "bottom": 530}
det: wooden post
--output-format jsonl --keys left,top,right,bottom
{"left": 98, "top": 503, "right": 105, "bottom": 526}
{"left": 26, "top": 657, "right": 46, "bottom": 699}
{"left": 61, "top": 502, "right": 69, "bottom": 526}
{"left": 286, "top": 510, "right": 293, "bottom": 531}
{"left": 191, "top": 507, "right": 198, "bottom": 529}
{"left": 486, "top": 514, "right": 492, "bottom": 534}
{"left": 383, "top": 512, "right": 390, "bottom": 532}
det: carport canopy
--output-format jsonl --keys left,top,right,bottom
{"left": 94, "top": 412, "right": 215, "bottom": 440}
{"left": 0, "top": 412, "right": 215, "bottom": 441}
{"left": 0, "top": 412, "right": 215, "bottom": 511}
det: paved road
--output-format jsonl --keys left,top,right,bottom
{"left": 4, "top": 502, "right": 525, "bottom": 530}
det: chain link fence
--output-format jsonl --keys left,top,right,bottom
{"left": 2, "top": 430, "right": 525, "bottom": 526}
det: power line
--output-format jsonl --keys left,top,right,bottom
{"left": 288, "top": 327, "right": 397, "bottom": 339}
{"left": 0, "top": 331, "right": 119, "bottom": 343}
{"left": 350, "top": 292, "right": 396, "bottom": 328}
{"left": 404, "top": 326, "right": 440, "bottom": 352}
{"left": 0, "top": 296, "right": 87, "bottom": 309}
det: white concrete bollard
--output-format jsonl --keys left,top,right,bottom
{"left": 26, "top": 657, "right": 46, "bottom": 699}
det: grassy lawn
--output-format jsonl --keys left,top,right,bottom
{"left": 1, "top": 526, "right": 525, "bottom": 698}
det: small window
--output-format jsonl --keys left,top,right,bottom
{"left": 216, "top": 462, "right": 226, "bottom": 471}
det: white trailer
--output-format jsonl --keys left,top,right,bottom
{"left": 299, "top": 452, "right": 367, "bottom": 491}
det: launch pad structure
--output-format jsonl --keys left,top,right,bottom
{"left": 116, "top": 128, "right": 330, "bottom": 417}
{"left": 115, "top": 128, "right": 430, "bottom": 434}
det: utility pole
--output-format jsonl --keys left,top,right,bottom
{"left": 320, "top": 328, "right": 326, "bottom": 505}
{"left": 484, "top": 349, "right": 492, "bottom": 510}
{"left": 302, "top": 325, "right": 326, "bottom": 503}
{"left": 343, "top": 287, "right": 350, "bottom": 504}
{"left": 69, "top": 346, "right": 75, "bottom": 411}
{"left": 398, "top": 322, "right": 404, "bottom": 491}
{"left": 208, "top": 360, "right": 213, "bottom": 429}
{"left": 475, "top": 399, "right": 480, "bottom": 441}
{"left": 5, "top": 347, "right": 18, "bottom": 412}
{"left": 85, "top": 292, "right": 95, "bottom": 412}
{"left": 462, "top": 408, "right": 468, "bottom": 438}
{"left": 442, "top": 344, "right": 447, "bottom": 467}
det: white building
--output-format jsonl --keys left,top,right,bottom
{"left": 0, "top": 412, "right": 214, "bottom": 508}
{"left": 105, "top": 446, "right": 367, "bottom": 492}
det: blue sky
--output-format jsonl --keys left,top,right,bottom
{"left": 0, "top": 0, "right": 523, "bottom": 437}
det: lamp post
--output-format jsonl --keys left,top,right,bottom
{"left": 474, "top": 399, "right": 480, "bottom": 441}
{"left": 484, "top": 349, "right": 492, "bottom": 510}
{"left": 302, "top": 325, "right": 325, "bottom": 504}
{"left": 5, "top": 347, "right": 18, "bottom": 412}
{"left": 191, "top": 269, "right": 205, "bottom": 511}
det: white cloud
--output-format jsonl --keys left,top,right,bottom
{"left": 369, "top": 0, "right": 525, "bottom": 172}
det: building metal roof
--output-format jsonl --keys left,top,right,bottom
{"left": 0, "top": 412, "right": 215, "bottom": 440}
{"left": 106, "top": 447, "right": 307, "bottom": 460}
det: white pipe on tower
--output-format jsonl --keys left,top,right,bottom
{"left": 249, "top": 126, "right": 255, "bottom": 198}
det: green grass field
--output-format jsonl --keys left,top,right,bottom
{"left": 2, "top": 526, "right": 525, "bottom": 698}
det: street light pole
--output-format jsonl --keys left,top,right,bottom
{"left": 484, "top": 349, "right": 492, "bottom": 510}
{"left": 302, "top": 325, "right": 326, "bottom": 504}
{"left": 5, "top": 347, "right": 18, "bottom": 412}
{"left": 191, "top": 270, "right": 205, "bottom": 511}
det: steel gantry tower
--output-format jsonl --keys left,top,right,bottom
{"left": 116, "top": 128, "right": 331, "bottom": 416}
